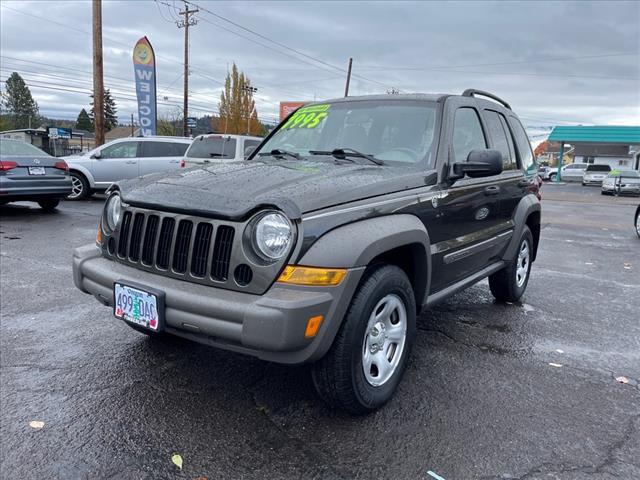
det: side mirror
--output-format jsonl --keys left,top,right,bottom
{"left": 91, "top": 151, "right": 102, "bottom": 159}
{"left": 452, "top": 150, "right": 503, "bottom": 179}
{"left": 244, "top": 146, "right": 256, "bottom": 159}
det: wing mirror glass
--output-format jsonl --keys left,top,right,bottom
{"left": 91, "top": 151, "right": 102, "bottom": 159}
{"left": 451, "top": 149, "right": 503, "bottom": 180}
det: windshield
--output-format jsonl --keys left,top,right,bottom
{"left": 586, "top": 164, "right": 611, "bottom": 172}
{"left": 0, "top": 139, "right": 49, "bottom": 156}
{"left": 186, "top": 136, "right": 237, "bottom": 159}
{"left": 259, "top": 100, "right": 438, "bottom": 165}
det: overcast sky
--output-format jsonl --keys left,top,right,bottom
{"left": 1, "top": 0, "right": 639, "bottom": 129}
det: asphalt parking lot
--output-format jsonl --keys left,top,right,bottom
{"left": 1, "top": 184, "right": 639, "bottom": 480}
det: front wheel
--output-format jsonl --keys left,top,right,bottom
{"left": 37, "top": 199, "right": 60, "bottom": 212}
{"left": 489, "top": 226, "right": 534, "bottom": 302}
{"left": 311, "top": 264, "right": 416, "bottom": 414}
{"left": 635, "top": 209, "right": 640, "bottom": 238}
{"left": 549, "top": 173, "right": 557, "bottom": 182}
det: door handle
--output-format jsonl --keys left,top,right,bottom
{"left": 484, "top": 186, "right": 500, "bottom": 196}
{"left": 125, "top": 160, "right": 137, "bottom": 164}
{"left": 517, "top": 180, "right": 530, "bottom": 187}
{"left": 169, "top": 160, "right": 179, "bottom": 163}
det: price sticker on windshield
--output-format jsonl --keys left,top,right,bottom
{"left": 282, "top": 104, "right": 330, "bottom": 130}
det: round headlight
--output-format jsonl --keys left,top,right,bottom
{"left": 252, "top": 212, "right": 292, "bottom": 260}
{"left": 105, "top": 193, "right": 122, "bottom": 232}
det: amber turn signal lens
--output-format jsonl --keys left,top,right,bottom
{"left": 96, "top": 223, "right": 102, "bottom": 245}
{"left": 305, "top": 315, "right": 323, "bottom": 338}
{"left": 277, "top": 266, "right": 347, "bottom": 286}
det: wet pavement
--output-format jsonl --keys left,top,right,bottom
{"left": 1, "top": 186, "right": 639, "bottom": 480}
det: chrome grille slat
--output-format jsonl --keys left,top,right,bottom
{"left": 172, "top": 220, "right": 193, "bottom": 274}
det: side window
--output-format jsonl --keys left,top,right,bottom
{"left": 141, "top": 142, "right": 188, "bottom": 157}
{"left": 244, "top": 139, "right": 261, "bottom": 151}
{"left": 452, "top": 108, "right": 486, "bottom": 163}
{"left": 484, "top": 110, "right": 514, "bottom": 170}
{"left": 100, "top": 141, "right": 138, "bottom": 159}
{"left": 509, "top": 117, "right": 536, "bottom": 173}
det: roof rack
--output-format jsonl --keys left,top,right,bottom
{"left": 462, "top": 89, "right": 511, "bottom": 110}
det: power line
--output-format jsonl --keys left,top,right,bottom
{"left": 355, "top": 52, "right": 640, "bottom": 71}
{"left": 186, "top": 0, "right": 398, "bottom": 92}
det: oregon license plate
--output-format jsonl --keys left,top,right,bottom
{"left": 28, "top": 166, "right": 46, "bottom": 175}
{"left": 114, "top": 282, "right": 164, "bottom": 332}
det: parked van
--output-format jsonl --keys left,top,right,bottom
{"left": 182, "top": 134, "right": 263, "bottom": 167}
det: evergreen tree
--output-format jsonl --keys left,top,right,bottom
{"left": 1, "top": 72, "right": 39, "bottom": 129}
{"left": 218, "top": 64, "right": 261, "bottom": 135}
{"left": 90, "top": 88, "right": 118, "bottom": 131}
{"left": 75, "top": 108, "right": 93, "bottom": 132}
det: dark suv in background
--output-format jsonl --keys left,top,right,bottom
{"left": 73, "top": 89, "right": 541, "bottom": 414}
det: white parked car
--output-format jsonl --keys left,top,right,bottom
{"left": 182, "top": 134, "right": 263, "bottom": 167}
{"left": 601, "top": 170, "right": 640, "bottom": 196}
{"left": 64, "top": 136, "right": 192, "bottom": 200}
{"left": 582, "top": 164, "right": 612, "bottom": 186}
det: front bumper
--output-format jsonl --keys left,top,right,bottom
{"left": 73, "top": 244, "right": 364, "bottom": 364}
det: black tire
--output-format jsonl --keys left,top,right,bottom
{"left": 311, "top": 264, "right": 416, "bottom": 415}
{"left": 489, "top": 225, "right": 534, "bottom": 302}
{"left": 635, "top": 209, "right": 640, "bottom": 239}
{"left": 67, "top": 171, "right": 90, "bottom": 200}
{"left": 37, "top": 199, "right": 60, "bottom": 212}
{"left": 549, "top": 173, "right": 556, "bottom": 182}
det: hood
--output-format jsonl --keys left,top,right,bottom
{"left": 117, "top": 159, "right": 435, "bottom": 220}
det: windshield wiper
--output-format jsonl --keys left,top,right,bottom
{"left": 258, "top": 148, "right": 301, "bottom": 160}
{"left": 309, "top": 148, "right": 383, "bottom": 165}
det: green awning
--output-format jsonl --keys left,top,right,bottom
{"left": 548, "top": 126, "right": 640, "bottom": 144}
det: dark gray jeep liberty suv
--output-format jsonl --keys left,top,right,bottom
{"left": 73, "top": 89, "right": 541, "bottom": 414}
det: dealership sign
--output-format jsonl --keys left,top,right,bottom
{"left": 279, "top": 102, "right": 307, "bottom": 121}
{"left": 133, "top": 36, "right": 157, "bottom": 136}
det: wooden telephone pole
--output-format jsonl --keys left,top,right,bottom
{"left": 344, "top": 57, "right": 353, "bottom": 97}
{"left": 178, "top": 1, "right": 198, "bottom": 137}
{"left": 92, "top": 0, "right": 105, "bottom": 146}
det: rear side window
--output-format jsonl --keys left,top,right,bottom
{"left": 509, "top": 117, "right": 536, "bottom": 174}
{"left": 452, "top": 108, "right": 486, "bottom": 163}
{"left": 187, "top": 137, "right": 237, "bottom": 159}
{"left": 484, "top": 111, "right": 515, "bottom": 170}
{"left": 586, "top": 164, "right": 611, "bottom": 172}
{"left": 142, "top": 141, "right": 189, "bottom": 157}
{"left": 244, "top": 139, "right": 261, "bottom": 151}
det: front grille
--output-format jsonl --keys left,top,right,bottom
{"left": 114, "top": 209, "right": 235, "bottom": 282}
{"left": 105, "top": 205, "right": 294, "bottom": 294}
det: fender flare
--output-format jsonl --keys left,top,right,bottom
{"left": 68, "top": 164, "right": 96, "bottom": 188}
{"left": 503, "top": 194, "right": 541, "bottom": 262}
{"left": 299, "top": 214, "right": 432, "bottom": 305}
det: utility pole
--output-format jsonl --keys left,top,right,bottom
{"left": 344, "top": 57, "right": 353, "bottom": 97}
{"left": 92, "top": 0, "right": 105, "bottom": 147}
{"left": 241, "top": 84, "right": 257, "bottom": 135}
{"left": 177, "top": 1, "right": 198, "bottom": 137}
{"left": 130, "top": 113, "right": 134, "bottom": 137}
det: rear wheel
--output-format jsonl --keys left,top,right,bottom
{"left": 67, "top": 171, "right": 90, "bottom": 200}
{"left": 37, "top": 199, "right": 60, "bottom": 212}
{"left": 489, "top": 226, "right": 533, "bottom": 302}
{"left": 311, "top": 264, "right": 416, "bottom": 414}
{"left": 635, "top": 209, "right": 640, "bottom": 238}
{"left": 549, "top": 173, "right": 557, "bottom": 182}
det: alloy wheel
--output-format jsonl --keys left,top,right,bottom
{"left": 69, "top": 175, "right": 84, "bottom": 199}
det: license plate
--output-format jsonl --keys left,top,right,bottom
{"left": 114, "top": 282, "right": 164, "bottom": 332}
{"left": 28, "top": 166, "right": 46, "bottom": 175}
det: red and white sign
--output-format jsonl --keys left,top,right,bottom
{"left": 279, "top": 102, "right": 307, "bottom": 121}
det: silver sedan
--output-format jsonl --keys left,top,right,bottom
{"left": 601, "top": 170, "right": 640, "bottom": 196}
{"left": 0, "top": 138, "right": 71, "bottom": 211}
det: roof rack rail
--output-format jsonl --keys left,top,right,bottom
{"left": 462, "top": 89, "right": 511, "bottom": 110}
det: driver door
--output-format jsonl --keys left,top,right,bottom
{"left": 90, "top": 140, "right": 140, "bottom": 188}
{"left": 428, "top": 101, "right": 506, "bottom": 292}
